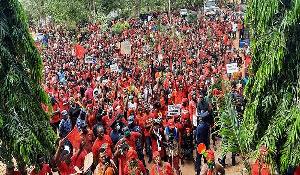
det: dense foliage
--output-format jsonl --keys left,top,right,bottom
{"left": 216, "top": 0, "right": 300, "bottom": 173}
{"left": 21, "top": 0, "right": 204, "bottom": 24}
{"left": 0, "top": 0, "right": 57, "bottom": 171}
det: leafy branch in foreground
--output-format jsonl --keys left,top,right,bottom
{"left": 0, "top": 0, "right": 57, "bottom": 173}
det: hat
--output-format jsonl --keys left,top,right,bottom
{"left": 61, "top": 110, "right": 68, "bottom": 116}
{"left": 168, "top": 119, "right": 175, "bottom": 129}
{"left": 200, "top": 110, "right": 208, "bottom": 118}
{"left": 127, "top": 115, "right": 135, "bottom": 125}
{"left": 128, "top": 147, "right": 138, "bottom": 159}
{"left": 153, "top": 151, "right": 160, "bottom": 159}
{"left": 50, "top": 96, "right": 56, "bottom": 101}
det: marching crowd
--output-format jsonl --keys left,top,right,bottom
{"left": 6, "top": 6, "right": 255, "bottom": 175}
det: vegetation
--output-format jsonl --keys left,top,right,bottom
{"left": 218, "top": 0, "right": 300, "bottom": 173}
{"left": 0, "top": 0, "right": 57, "bottom": 173}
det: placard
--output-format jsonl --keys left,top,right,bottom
{"left": 168, "top": 104, "right": 181, "bottom": 116}
{"left": 158, "top": 54, "right": 163, "bottom": 62}
{"left": 121, "top": 41, "right": 131, "bottom": 55}
{"left": 110, "top": 63, "right": 119, "bottom": 72}
{"left": 85, "top": 56, "right": 93, "bottom": 64}
{"left": 226, "top": 63, "right": 239, "bottom": 74}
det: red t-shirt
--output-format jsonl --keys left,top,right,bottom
{"left": 57, "top": 161, "right": 77, "bottom": 175}
{"left": 295, "top": 165, "right": 300, "bottom": 175}
{"left": 92, "top": 135, "right": 113, "bottom": 158}
{"left": 150, "top": 162, "right": 174, "bottom": 175}
{"left": 125, "top": 132, "right": 140, "bottom": 149}
{"left": 124, "top": 160, "right": 146, "bottom": 175}
{"left": 80, "top": 129, "right": 95, "bottom": 153}
{"left": 30, "top": 164, "right": 51, "bottom": 175}
{"left": 143, "top": 113, "right": 154, "bottom": 137}
{"left": 50, "top": 103, "right": 60, "bottom": 123}
{"left": 252, "top": 160, "right": 271, "bottom": 175}
{"left": 72, "top": 149, "right": 87, "bottom": 169}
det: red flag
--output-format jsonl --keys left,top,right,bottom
{"left": 66, "top": 125, "right": 82, "bottom": 151}
{"left": 75, "top": 43, "right": 86, "bottom": 58}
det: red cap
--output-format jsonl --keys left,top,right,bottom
{"left": 168, "top": 119, "right": 175, "bottom": 128}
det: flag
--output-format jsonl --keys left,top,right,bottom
{"left": 66, "top": 125, "right": 82, "bottom": 151}
{"left": 75, "top": 43, "right": 86, "bottom": 58}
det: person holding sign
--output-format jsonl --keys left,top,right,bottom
{"left": 164, "top": 119, "right": 181, "bottom": 175}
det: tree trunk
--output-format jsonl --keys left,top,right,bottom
{"left": 134, "top": 0, "right": 140, "bottom": 17}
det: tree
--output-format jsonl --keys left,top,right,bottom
{"left": 240, "top": 0, "right": 300, "bottom": 173}
{"left": 0, "top": 0, "right": 57, "bottom": 174}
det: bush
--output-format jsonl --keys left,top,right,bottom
{"left": 111, "top": 22, "right": 130, "bottom": 35}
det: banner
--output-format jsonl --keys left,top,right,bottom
{"left": 226, "top": 63, "right": 239, "bottom": 74}
{"left": 168, "top": 104, "right": 181, "bottom": 116}
{"left": 121, "top": 41, "right": 131, "bottom": 55}
{"left": 85, "top": 56, "right": 93, "bottom": 64}
{"left": 110, "top": 63, "right": 119, "bottom": 72}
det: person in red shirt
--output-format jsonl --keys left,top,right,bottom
{"left": 122, "top": 126, "right": 141, "bottom": 149}
{"left": 143, "top": 105, "right": 154, "bottom": 163}
{"left": 150, "top": 151, "right": 174, "bottom": 175}
{"left": 92, "top": 125, "right": 114, "bottom": 165}
{"left": 54, "top": 138, "right": 82, "bottom": 175}
{"left": 124, "top": 147, "right": 147, "bottom": 175}
{"left": 80, "top": 122, "right": 95, "bottom": 153}
{"left": 30, "top": 155, "right": 52, "bottom": 175}
{"left": 252, "top": 146, "right": 272, "bottom": 175}
{"left": 181, "top": 98, "right": 192, "bottom": 129}
{"left": 150, "top": 119, "right": 166, "bottom": 159}
{"left": 5, "top": 164, "right": 22, "bottom": 175}
{"left": 50, "top": 97, "right": 61, "bottom": 133}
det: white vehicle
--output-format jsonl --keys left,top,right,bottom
{"left": 203, "top": 1, "right": 220, "bottom": 15}
{"left": 180, "top": 9, "right": 188, "bottom": 17}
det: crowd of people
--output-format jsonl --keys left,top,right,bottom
{"left": 7, "top": 6, "right": 254, "bottom": 175}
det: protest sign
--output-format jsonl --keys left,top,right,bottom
{"left": 226, "top": 63, "right": 239, "bottom": 74}
{"left": 85, "top": 56, "right": 93, "bottom": 64}
{"left": 168, "top": 104, "right": 181, "bottom": 116}
{"left": 121, "top": 41, "right": 131, "bottom": 55}
{"left": 110, "top": 63, "right": 119, "bottom": 72}
{"left": 158, "top": 54, "right": 163, "bottom": 62}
